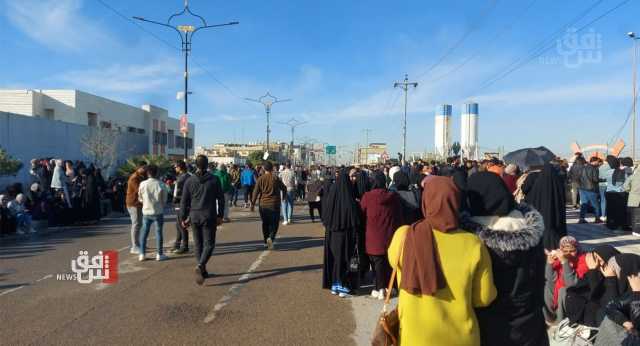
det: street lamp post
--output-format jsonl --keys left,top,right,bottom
{"left": 629, "top": 32, "right": 639, "bottom": 162}
{"left": 245, "top": 92, "right": 291, "bottom": 159}
{"left": 134, "top": 1, "right": 238, "bottom": 161}
{"left": 277, "top": 118, "right": 307, "bottom": 166}
{"left": 394, "top": 74, "right": 418, "bottom": 163}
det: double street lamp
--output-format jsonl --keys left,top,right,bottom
{"left": 134, "top": 1, "right": 238, "bottom": 161}
{"left": 245, "top": 92, "right": 291, "bottom": 159}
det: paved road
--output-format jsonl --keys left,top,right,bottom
{"left": 2, "top": 206, "right": 639, "bottom": 345}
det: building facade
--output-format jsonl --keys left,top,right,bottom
{"left": 0, "top": 89, "right": 195, "bottom": 159}
{"left": 357, "top": 143, "right": 388, "bottom": 165}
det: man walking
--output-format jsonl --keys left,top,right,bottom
{"left": 138, "top": 165, "right": 168, "bottom": 261}
{"left": 241, "top": 163, "right": 256, "bottom": 208}
{"left": 279, "top": 162, "right": 296, "bottom": 225}
{"left": 214, "top": 164, "right": 232, "bottom": 222}
{"left": 578, "top": 156, "right": 603, "bottom": 224}
{"left": 251, "top": 161, "right": 287, "bottom": 249}
{"left": 171, "top": 160, "right": 190, "bottom": 254}
{"left": 180, "top": 155, "right": 225, "bottom": 285}
{"left": 126, "top": 164, "right": 146, "bottom": 255}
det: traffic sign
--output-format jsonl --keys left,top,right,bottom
{"left": 325, "top": 145, "right": 336, "bottom": 155}
{"left": 180, "top": 115, "right": 189, "bottom": 134}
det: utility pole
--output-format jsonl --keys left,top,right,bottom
{"left": 362, "top": 129, "right": 372, "bottom": 165}
{"left": 134, "top": 0, "right": 238, "bottom": 161}
{"left": 394, "top": 74, "right": 418, "bottom": 163}
{"left": 277, "top": 118, "right": 307, "bottom": 165}
{"left": 629, "top": 32, "right": 639, "bottom": 161}
{"left": 245, "top": 92, "right": 291, "bottom": 159}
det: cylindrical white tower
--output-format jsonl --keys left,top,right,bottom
{"left": 460, "top": 102, "right": 479, "bottom": 160}
{"left": 434, "top": 104, "right": 452, "bottom": 158}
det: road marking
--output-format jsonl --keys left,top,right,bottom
{"left": 118, "top": 246, "right": 130, "bottom": 252}
{"left": 0, "top": 285, "right": 25, "bottom": 297}
{"left": 36, "top": 274, "right": 53, "bottom": 282}
{"left": 204, "top": 249, "right": 271, "bottom": 323}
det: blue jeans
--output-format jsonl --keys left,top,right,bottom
{"left": 281, "top": 191, "right": 295, "bottom": 222}
{"left": 579, "top": 189, "right": 602, "bottom": 219}
{"left": 16, "top": 212, "right": 32, "bottom": 228}
{"left": 139, "top": 214, "right": 164, "bottom": 256}
{"left": 599, "top": 186, "right": 607, "bottom": 217}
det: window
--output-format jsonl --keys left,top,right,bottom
{"left": 137, "top": 128, "right": 145, "bottom": 135}
{"left": 176, "top": 136, "right": 184, "bottom": 149}
{"left": 168, "top": 130, "right": 175, "bottom": 148}
{"left": 127, "top": 127, "right": 136, "bottom": 133}
{"left": 87, "top": 112, "right": 98, "bottom": 127}
{"left": 44, "top": 108, "right": 54, "bottom": 120}
{"left": 100, "top": 121, "right": 112, "bottom": 129}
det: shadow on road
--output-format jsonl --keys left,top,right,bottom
{"left": 206, "top": 264, "right": 323, "bottom": 287}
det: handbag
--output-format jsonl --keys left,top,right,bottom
{"left": 349, "top": 242, "right": 360, "bottom": 273}
{"left": 371, "top": 269, "right": 399, "bottom": 346}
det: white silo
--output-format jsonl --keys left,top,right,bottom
{"left": 460, "top": 102, "right": 479, "bottom": 160}
{"left": 434, "top": 104, "right": 452, "bottom": 158}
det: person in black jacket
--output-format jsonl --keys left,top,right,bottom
{"left": 180, "top": 155, "right": 225, "bottom": 285}
{"left": 578, "top": 157, "right": 603, "bottom": 224}
{"left": 603, "top": 273, "right": 640, "bottom": 345}
{"left": 461, "top": 172, "right": 548, "bottom": 346}
{"left": 172, "top": 160, "right": 191, "bottom": 254}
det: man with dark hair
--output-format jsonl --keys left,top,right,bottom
{"left": 578, "top": 156, "right": 603, "bottom": 224}
{"left": 171, "top": 160, "right": 191, "bottom": 254}
{"left": 251, "top": 160, "right": 287, "bottom": 249}
{"left": 137, "top": 164, "right": 168, "bottom": 261}
{"left": 126, "top": 163, "right": 147, "bottom": 255}
{"left": 279, "top": 162, "right": 296, "bottom": 225}
{"left": 180, "top": 155, "right": 225, "bottom": 285}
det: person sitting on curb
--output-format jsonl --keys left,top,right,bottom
{"left": 8, "top": 194, "right": 36, "bottom": 234}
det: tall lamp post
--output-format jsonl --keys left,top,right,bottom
{"left": 277, "top": 118, "right": 307, "bottom": 165}
{"left": 628, "top": 32, "right": 639, "bottom": 162}
{"left": 134, "top": 1, "right": 238, "bottom": 161}
{"left": 245, "top": 92, "right": 291, "bottom": 159}
{"left": 394, "top": 74, "right": 418, "bottom": 163}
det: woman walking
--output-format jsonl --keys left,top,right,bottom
{"left": 388, "top": 176, "right": 496, "bottom": 346}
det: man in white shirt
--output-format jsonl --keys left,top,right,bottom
{"left": 279, "top": 162, "right": 296, "bottom": 225}
{"left": 138, "top": 164, "right": 168, "bottom": 261}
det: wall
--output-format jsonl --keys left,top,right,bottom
{"left": 0, "top": 112, "right": 148, "bottom": 190}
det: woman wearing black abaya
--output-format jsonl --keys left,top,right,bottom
{"left": 321, "top": 169, "right": 363, "bottom": 297}
{"left": 525, "top": 163, "right": 567, "bottom": 250}
{"left": 391, "top": 171, "right": 422, "bottom": 225}
{"left": 84, "top": 167, "right": 101, "bottom": 223}
{"left": 604, "top": 156, "right": 629, "bottom": 230}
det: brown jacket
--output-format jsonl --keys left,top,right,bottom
{"left": 126, "top": 173, "right": 144, "bottom": 208}
{"left": 251, "top": 172, "right": 287, "bottom": 210}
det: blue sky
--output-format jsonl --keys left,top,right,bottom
{"left": 1, "top": 0, "right": 638, "bottom": 158}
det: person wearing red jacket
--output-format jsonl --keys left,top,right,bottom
{"left": 360, "top": 171, "right": 403, "bottom": 300}
{"left": 543, "top": 235, "right": 589, "bottom": 323}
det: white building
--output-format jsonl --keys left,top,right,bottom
{"left": 434, "top": 104, "right": 452, "bottom": 158}
{"left": 460, "top": 102, "right": 479, "bottom": 160}
{"left": 0, "top": 89, "right": 195, "bottom": 159}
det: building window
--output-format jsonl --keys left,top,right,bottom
{"left": 137, "top": 128, "right": 145, "bottom": 135}
{"left": 168, "top": 130, "right": 175, "bottom": 148}
{"left": 44, "top": 108, "right": 54, "bottom": 120}
{"left": 100, "top": 121, "right": 112, "bottom": 129}
{"left": 176, "top": 136, "right": 184, "bottom": 149}
{"left": 87, "top": 112, "right": 98, "bottom": 127}
{"left": 127, "top": 127, "right": 136, "bottom": 133}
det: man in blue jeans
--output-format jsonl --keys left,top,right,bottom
{"left": 578, "top": 156, "right": 603, "bottom": 224}
{"left": 137, "top": 165, "right": 168, "bottom": 261}
{"left": 279, "top": 162, "right": 296, "bottom": 224}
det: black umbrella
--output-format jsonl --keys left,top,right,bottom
{"left": 503, "top": 146, "right": 556, "bottom": 171}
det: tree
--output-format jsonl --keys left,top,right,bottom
{"left": 451, "top": 142, "right": 461, "bottom": 156}
{"left": 117, "top": 154, "right": 173, "bottom": 178}
{"left": 81, "top": 127, "right": 119, "bottom": 174}
{"left": 0, "top": 147, "right": 23, "bottom": 176}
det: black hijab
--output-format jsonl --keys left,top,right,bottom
{"left": 525, "top": 163, "right": 567, "bottom": 250}
{"left": 321, "top": 169, "right": 361, "bottom": 232}
{"left": 606, "top": 156, "right": 625, "bottom": 186}
{"left": 593, "top": 245, "right": 619, "bottom": 264}
{"left": 466, "top": 172, "right": 515, "bottom": 216}
{"left": 355, "top": 170, "right": 371, "bottom": 199}
{"left": 615, "top": 253, "right": 640, "bottom": 295}
{"left": 372, "top": 171, "right": 387, "bottom": 190}
{"left": 393, "top": 171, "right": 410, "bottom": 191}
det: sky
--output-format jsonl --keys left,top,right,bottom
{"left": 1, "top": 0, "right": 639, "bottom": 159}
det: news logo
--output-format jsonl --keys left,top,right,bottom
{"left": 56, "top": 250, "right": 118, "bottom": 284}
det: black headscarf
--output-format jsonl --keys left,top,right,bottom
{"left": 525, "top": 163, "right": 567, "bottom": 250}
{"left": 371, "top": 171, "right": 387, "bottom": 190}
{"left": 321, "top": 169, "right": 361, "bottom": 232}
{"left": 615, "top": 253, "right": 640, "bottom": 295}
{"left": 393, "top": 171, "right": 410, "bottom": 191}
{"left": 606, "top": 156, "right": 625, "bottom": 186}
{"left": 593, "top": 245, "right": 620, "bottom": 264}
{"left": 467, "top": 171, "right": 515, "bottom": 216}
{"left": 355, "top": 170, "right": 371, "bottom": 199}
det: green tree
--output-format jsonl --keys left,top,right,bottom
{"left": 117, "top": 154, "right": 173, "bottom": 178}
{"left": 0, "top": 147, "right": 23, "bottom": 176}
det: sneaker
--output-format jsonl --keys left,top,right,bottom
{"left": 130, "top": 246, "right": 141, "bottom": 255}
{"left": 331, "top": 284, "right": 339, "bottom": 295}
{"left": 594, "top": 218, "right": 604, "bottom": 224}
{"left": 633, "top": 232, "right": 640, "bottom": 237}
{"left": 156, "top": 254, "right": 169, "bottom": 261}
{"left": 195, "top": 266, "right": 205, "bottom": 285}
{"left": 370, "top": 290, "right": 380, "bottom": 299}
{"left": 138, "top": 254, "right": 145, "bottom": 262}
{"left": 336, "top": 285, "right": 350, "bottom": 294}
{"left": 338, "top": 292, "right": 348, "bottom": 298}
{"left": 172, "top": 248, "right": 187, "bottom": 255}
{"left": 577, "top": 219, "right": 587, "bottom": 224}
{"left": 266, "top": 238, "right": 274, "bottom": 250}
{"left": 282, "top": 221, "right": 289, "bottom": 226}
{"left": 378, "top": 289, "right": 385, "bottom": 300}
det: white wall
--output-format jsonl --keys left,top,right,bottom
{"left": 0, "top": 90, "right": 35, "bottom": 115}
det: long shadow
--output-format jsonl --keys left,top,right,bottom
{"left": 206, "top": 264, "right": 323, "bottom": 287}
{"left": 0, "top": 282, "right": 30, "bottom": 290}
{"left": 211, "top": 236, "right": 324, "bottom": 257}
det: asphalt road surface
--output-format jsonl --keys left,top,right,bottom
{"left": 0, "top": 204, "right": 358, "bottom": 345}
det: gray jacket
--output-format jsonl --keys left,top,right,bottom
{"left": 624, "top": 168, "right": 640, "bottom": 207}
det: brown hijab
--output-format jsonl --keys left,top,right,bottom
{"left": 400, "top": 176, "right": 460, "bottom": 296}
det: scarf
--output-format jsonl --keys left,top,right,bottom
{"left": 401, "top": 176, "right": 460, "bottom": 296}
{"left": 467, "top": 172, "right": 516, "bottom": 216}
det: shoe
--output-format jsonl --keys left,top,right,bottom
{"left": 288, "top": 219, "right": 293, "bottom": 224}
{"left": 331, "top": 284, "right": 339, "bottom": 295}
{"left": 282, "top": 221, "right": 288, "bottom": 226}
{"left": 156, "top": 254, "right": 168, "bottom": 261}
{"left": 202, "top": 269, "right": 209, "bottom": 278}
{"left": 594, "top": 218, "right": 604, "bottom": 224}
{"left": 172, "top": 248, "right": 187, "bottom": 255}
{"left": 29, "top": 228, "right": 37, "bottom": 234}
{"left": 338, "top": 292, "right": 348, "bottom": 298}
{"left": 195, "top": 266, "right": 205, "bottom": 285}
{"left": 633, "top": 232, "right": 640, "bottom": 237}
{"left": 378, "top": 289, "right": 385, "bottom": 300}
{"left": 223, "top": 218, "right": 231, "bottom": 223}
{"left": 370, "top": 290, "right": 380, "bottom": 299}
{"left": 266, "top": 238, "right": 273, "bottom": 250}
{"left": 130, "top": 246, "right": 141, "bottom": 255}
{"left": 336, "top": 285, "right": 350, "bottom": 294}
{"left": 138, "top": 254, "right": 145, "bottom": 262}
{"left": 578, "top": 219, "right": 587, "bottom": 224}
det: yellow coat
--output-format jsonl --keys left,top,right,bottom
{"left": 388, "top": 226, "right": 497, "bottom": 346}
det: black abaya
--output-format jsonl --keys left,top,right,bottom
{"left": 525, "top": 164, "right": 567, "bottom": 250}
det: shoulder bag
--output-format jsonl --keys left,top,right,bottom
{"left": 371, "top": 269, "right": 399, "bottom": 346}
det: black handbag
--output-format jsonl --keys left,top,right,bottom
{"left": 349, "top": 241, "right": 360, "bottom": 273}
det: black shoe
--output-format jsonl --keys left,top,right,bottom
{"left": 195, "top": 266, "right": 205, "bottom": 285}
{"left": 594, "top": 218, "right": 604, "bottom": 224}
{"left": 578, "top": 219, "right": 587, "bottom": 224}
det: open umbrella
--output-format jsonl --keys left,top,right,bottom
{"left": 503, "top": 146, "right": 556, "bottom": 171}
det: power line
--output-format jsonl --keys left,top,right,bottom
{"left": 414, "top": 0, "right": 500, "bottom": 81}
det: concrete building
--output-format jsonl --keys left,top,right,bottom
{"left": 434, "top": 104, "right": 452, "bottom": 158}
{"left": 0, "top": 89, "right": 195, "bottom": 159}
{"left": 460, "top": 102, "right": 479, "bottom": 160}
{"left": 357, "top": 143, "right": 388, "bottom": 165}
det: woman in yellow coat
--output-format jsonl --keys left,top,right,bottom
{"left": 388, "top": 176, "right": 497, "bottom": 346}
